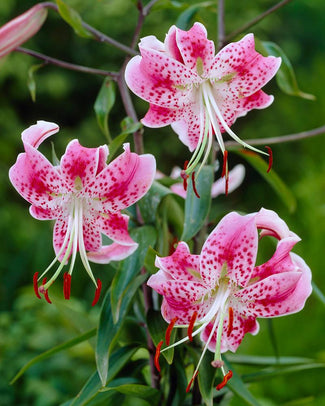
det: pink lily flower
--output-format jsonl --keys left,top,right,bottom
{"left": 125, "top": 23, "right": 281, "bottom": 186}
{"left": 148, "top": 208, "right": 312, "bottom": 391}
{"left": 0, "top": 4, "right": 48, "bottom": 59}
{"left": 9, "top": 121, "right": 156, "bottom": 304}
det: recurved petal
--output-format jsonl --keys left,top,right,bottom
{"left": 87, "top": 241, "right": 138, "bottom": 264}
{"left": 60, "top": 140, "right": 106, "bottom": 190}
{"left": 237, "top": 268, "right": 309, "bottom": 318}
{"left": 154, "top": 242, "right": 201, "bottom": 282}
{"left": 175, "top": 22, "right": 215, "bottom": 75}
{"left": 255, "top": 208, "right": 298, "bottom": 240}
{"left": 201, "top": 312, "right": 259, "bottom": 353}
{"left": 236, "top": 90, "right": 274, "bottom": 119}
{"left": 251, "top": 235, "right": 300, "bottom": 280}
{"left": 9, "top": 147, "right": 63, "bottom": 207}
{"left": 100, "top": 212, "right": 136, "bottom": 246}
{"left": 22, "top": 120, "right": 59, "bottom": 149}
{"left": 200, "top": 212, "right": 258, "bottom": 287}
{"left": 88, "top": 143, "right": 156, "bottom": 212}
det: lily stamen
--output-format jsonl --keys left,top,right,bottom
{"left": 92, "top": 279, "right": 102, "bottom": 307}
{"left": 154, "top": 340, "right": 164, "bottom": 372}
{"left": 165, "top": 317, "right": 178, "bottom": 346}
{"left": 227, "top": 307, "right": 234, "bottom": 337}
{"left": 216, "top": 370, "right": 233, "bottom": 391}
{"left": 33, "top": 272, "right": 41, "bottom": 299}
{"left": 188, "top": 311, "right": 198, "bottom": 341}
{"left": 266, "top": 146, "right": 273, "bottom": 173}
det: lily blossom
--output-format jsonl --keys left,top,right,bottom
{"left": 9, "top": 121, "right": 156, "bottom": 304}
{"left": 0, "top": 4, "right": 48, "bottom": 59}
{"left": 125, "top": 23, "right": 280, "bottom": 185}
{"left": 147, "top": 208, "right": 312, "bottom": 391}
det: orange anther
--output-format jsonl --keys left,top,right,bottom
{"left": 186, "top": 370, "right": 199, "bottom": 393}
{"left": 154, "top": 340, "right": 164, "bottom": 372}
{"left": 92, "top": 278, "right": 102, "bottom": 306}
{"left": 266, "top": 146, "right": 273, "bottom": 173}
{"left": 165, "top": 317, "right": 178, "bottom": 346}
{"left": 216, "top": 370, "right": 233, "bottom": 391}
{"left": 188, "top": 311, "right": 198, "bottom": 341}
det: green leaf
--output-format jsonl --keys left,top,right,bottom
{"left": 10, "top": 328, "right": 96, "bottom": 384}
{"left": 96, "top": 274, "right": 147, "bottom": 386}
{"left": 94, "top": 79, "right": 116, "bottom": 141}
{"left": 262, "top": 41, "right": 315, "bottom": 100}
{"left": 146, "top": 309, "right": 175, "bottom": 365}
{"left": 56, "top": 0, "right": 93, "bottom": 38}
{"left": 110, "top": 226, "right": 157, "bottom": 322}
{"left": 100, "top": 383, "right": 161, "bottom": 403}
{"left": 226, "top": 354, "right": 314, "bottom": 366}
{"left": 138, "top": 181, "right": 172, "bottom": 224}
{"left": 181, "top": 165, "right": 214, "bottom": 241}
{"left": 236, "top": 150, "right": 296, "bottom": 212}
{"left": 70, "top": 346, "right": 138, "bottom": 406}
{"left": 266, "top": 319, "right": 279, "bottom": 360}
{"left": 176, "top": 2, "right": 214, "bottom": 30}
{"left": 312, "top": 280, "right": 325, "bottom": 305}
{"left": 198, "top": 351, "right": 215, "bottom": 406}
{"left": 27, "top": 63, "right": 44, "bottom": 102}
{"left": 144, "top": 246, "right": 160, "bottom": 275}
{"left": 222, "top": 357, "right": 260, "bottom": 406}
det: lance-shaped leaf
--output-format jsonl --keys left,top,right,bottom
{"left": 263, "top": 41, "right": 315, "bottom": 100}
{"left": 110, "top": 226, "right": 157, "bottom": 322}
{"left": 181, "top": 165, "right": 213, "bottom": 241}
{"left": 100, "top": 383, "right": 161, "bottom": 404}
{"left": 138, "top": 181, "right": 172, "bottom": 224}
{"left": 56, "top": 0, "right": 93, "bottom": 38}
{"left": 176, "top": 2, "right": 214, "bottom": 30}
{"left": 27, "top": 63, "right": 44, "bottom": 102}
{"left": 94, "top": 79, "right": 116, "bottom": 141}
{"left": 96, "top": 274, "right": 147, "bottom": 386}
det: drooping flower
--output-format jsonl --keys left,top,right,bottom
{"left": 9, "top": 121, "right": 156, "bottom": 304}
{"left": 156, "top": 163, "right": 245, "bottom": 199}
{"left": 0, "top": 4, "right": 48, "bottom": 59}
{"left": 125, "top": 23, "right": 281, "bottom": 186}
{"left": 148, "top": 208, "right": 312, "bottom": 390}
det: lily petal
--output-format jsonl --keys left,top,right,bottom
{"left": 87, "top": 241, "right": 138, "bottom": 264}
{"left": 100, "top": 212, "right": 136, "bottom": 246}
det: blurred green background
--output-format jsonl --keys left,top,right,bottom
{"left": 0, "top": 0, "right": 324, "bottom": 405}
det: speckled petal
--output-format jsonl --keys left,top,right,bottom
{"left": 53, "top": 217, "right": 71, "bottom": 261}
{"left": 175, "top": 22, "right": 215, "bottom": 75}
{"left": 82, "top": 215, "right": 102, "bottom": 252}
{"left": 30, "top": 204, "right": 59, "bottom": 220}
{"left": 154, "top": 242, "right": 201, "bottom": 282}
{"left": 164, "top": 25, "right": 184, "bottom": 63}
{"left": 237, "top": 271, "right": 304, "bottom": 317}
{"left": 60, "top": 140, "right": 104, "bottom": 190}
{"left": 251, "top": 235, "right": 300, "bottom": 280}
{"left": 125, "top": 55, "right": 198, "bottom": 110}
{"left": 200, "top": 212, "right": 258, "bottom": 287}
{"left": 87, "top": 241, "right": 138, "bottom": 264}
{"left": 22, "top": 120, "right": 59, "bottom": 149}
{"left": 201, "top": 312, "right": 259, "bottom": 353}
{"left": 87, "top": 143, "right": 156, "bottom": 212}
{"left": 100, "top": 212, "right": 136, "bottom": 246}
{"left": 210, "top": 33, "right": 280, "bottom": 97}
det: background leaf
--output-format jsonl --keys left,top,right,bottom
{"left": 94, "top": 79, "right": 116, "bottom": 141}
{"left": 56, "top": 0, "right": 93, "bottom": 38}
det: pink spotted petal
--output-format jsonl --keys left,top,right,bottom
{"left": 200, "top": 212, "right": 258, "bottom": 287}
{"left": 170, "top": 183, "right": 187, "bottom": 199}
{"left": 53, "top": 218, "right": 71, "bottom": 262}
{"left": 251, "top": 235, "right": 301, "bottom": 280}
{"left": 154, "top": 242, "right": 201, "bottom": 282}
{"left": 255, "top": 208, "right": 297, "bottom": 240}
{"left": 88, "top": 143, "right": 156, "bottom": 212}
{"left": 236, "top": 90, "right": 274, "bottom": 119}
{"left": 211, "top": 164, "right": 245, "bottom": 197}
{"left": 175, "top": 23, "right": 215, "bottom": 75}
{"left": 165, "top": 25, "right": 184, "bottom": 63}
{"left": 100, "top": 212, "right": 136, "bottom": 246}
{"left": 30, "top": 204, "right": 60, "bottom": 220}
{"left": 237, "top": 271, "right": 305, "bottom": 318}
{"left": 9, "top": 145, "right": 64, "bottom": 208}
{"left": 87, "top": 241, "right": 138, "bottom": 264}
{"left": 160, "top": 294, "right": 215, "bottom": 325}
{"left": 60, "top": 140, "right": 105, "bottom": 190}
{"left": 201, "top": 312, "right": 259, "bottom": 353}
{"left": 82, "top": 215, "right": 102, "bottom": 252}
{"left": 96, "top": 144, "right": 110, "bottom": 175}
{"left": 210, "top": 33, "right": 280, "bottom": 96}
{"left": 125, "top": 49, "right": 199, "bottom": 109}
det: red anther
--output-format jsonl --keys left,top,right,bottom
{"left": 181, "top": 161, "right": 189, "bottom": 191}
{"left": 183, "top": 160, "right": 189, "bottom": 170}
{"left": 40, "top": 277, "right": 52, "bottom": 304}
{"left": 227, "top": 307, "right": 234, "bottom": 337}
{"left": 165, "top": 317, "right": 178, "bottom": 346}
{"left": 221, "top": 150, "right": 228, "bottom": 178}
{"left": 186, "top": 371, "right": 199, "bottom": 393}
{"left": 63, "top": 273, "right": 72, "bottom": 300}
{"left": 225, "top": 174, "right": 229, "bottom": 196}
{"left": 191, "top": 172, "right": 200, "bottom": 198}
{"left": 154, "top": 340, "right": 163, "bottom": 372}
{"left": 188, "top": 311, "right": 198, "bottom": 341}
{"left": 92, "top": 278, "right": 102, "bottom": 306}
{"left": 216, "top": 370, "right": 233, "bottom": 391}
{"left": 33, "top": 272, "right": 41, "bottom": 299}
{"left": 266, "top": 146, "right": 273, "bottom": 173}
